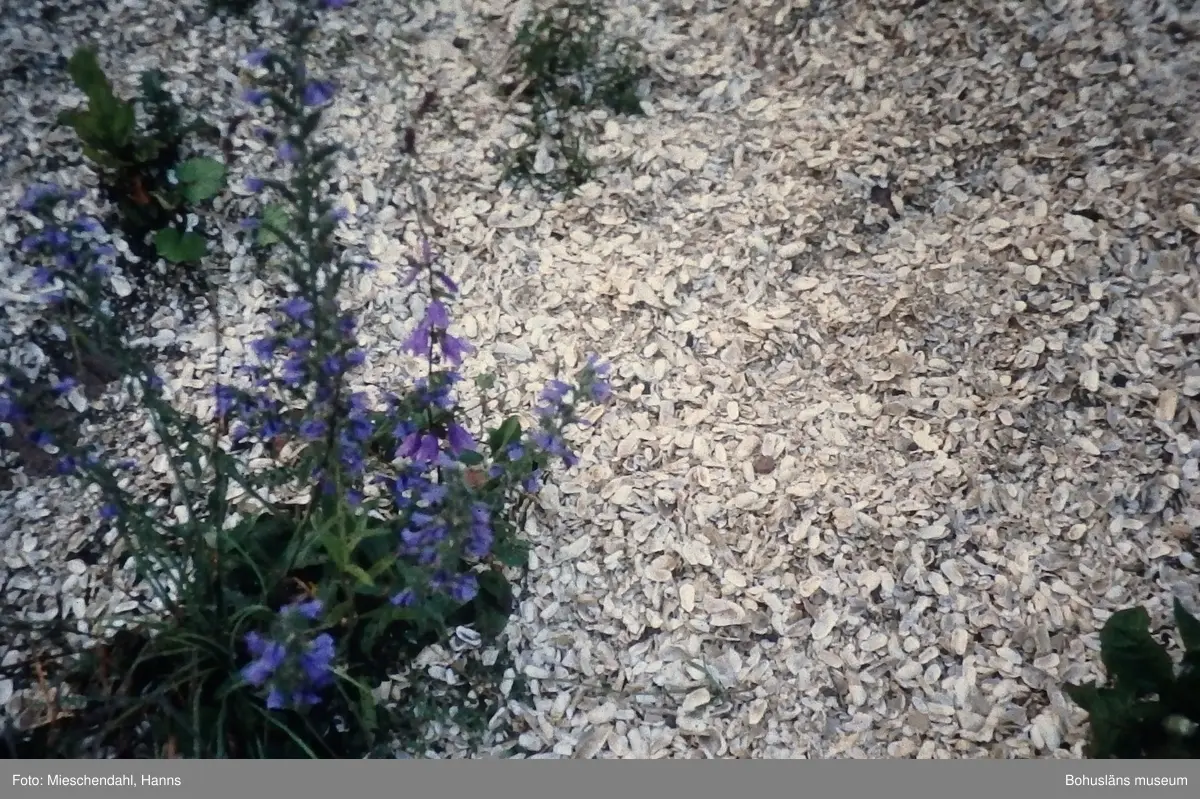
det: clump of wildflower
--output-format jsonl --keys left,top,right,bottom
{"left": 241, "top": 598, "right": 337, "bottom": 711}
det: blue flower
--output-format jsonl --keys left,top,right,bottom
{"left": 322, "top": 0, "right": 351, "bottom": 8}
{"left": 52, "top": 377, "right": 78, "bottom": 396}
{"left": 449, "top": 573, "right": 479, "bottom": 603}
{"left": 287, "top": 598, "right": 324, "bottom": 620}
{"left": 242, "top": 633, "right": 286, "bottom": 686}
{"left": 401, "top": 323, "right": 430, "bottom": 357}
{"left": 241, "top": 88, "right": 268, "bottom": 106}
{"left": 390, "top": 588, "right": 416, "bottom": 607}
{"left": 244, "top": 176, "right": 265, "bottom": 193}
{"left": 439, "top": 333, "right": 472, "bottom": 366}
{"left": 279, "top": 297, "right": 312, "bottom": 320}
{"left": 19, "top": 184, "right": 60, "bottom": 210}
{"left": 214, "top": 385, "right": 239, "bottom": 416}
{"left": 298, "top": 419, "right": 327, "bottom": 440}
{"left": 539, "top": 379, "right": 571, "bottom": 406}
{"left": 278, "top": 141, "right": 299, "bottom": 162}
{"left": 588, "top": 380, "right": 612, "bottom": 402}
{"left": 99, "top": 503, "right": 119, "bottom": 520}
{"left": 245, "top": 49, "right": 269, "bottom": 67}
{"left": 250, "top": 337, "right": 276, "bottom": 362}
{"left": 298, "top": 633, "right": 336, "bottom": 685}
{"left": 446, "top": 422, "right": 476, "bottom": 454}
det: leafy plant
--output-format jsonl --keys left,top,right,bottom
{"left": 1, "top": 0, "right": 613, "bottom": 759}
{"left": 58, "top": 47, "right": 225, "bottom": 264}
{"left": 1065, "top": 600, "right": 1200, "bottom": 758}
{"left": 501, "top": 0, "right": 647, "bottom": 192}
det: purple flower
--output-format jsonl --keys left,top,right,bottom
{"left": 390, "top": 588, "right": 416, "bottom": 607}
{"left": 244, "top": 176, "right": 265, "bottom": 193}
{"left": 540, "top": 380, "right": 571, "bottom": 406}
{"left": 242, "top": 634, "right": 286, "bottom": 686}
{"left": 401, "top": 323, "right": 431, "bottom": 357}
{"left": 288, "top": 598, "right": 324, "bottom": 620}
{"left": 437, "top": 272, "right": 459, "bottom": 295}
{"left": 240, "top": 217, "right": 260, "bottom": 230}
{"left": 449, "top": 573, "right": 479, "bottom": 603}
{"left": 586, "top": 355, "right": 611, "bottom": 376}
{"left": 588, "top": 381, "right": 612, "bottom": 402}
{"left": 439, "top": 333, "right": 472, "bottom": 366}
{"left": 464, "top": 530, "right": 493, "bottom": 559}
{"left": 18, "top": 183, "right": 60, "bottom": 210}
{"left": 265, "top": 688, "right": 285, "bottom": 710}
{"left": 298, "top": 633, "right": 336, "bottom": 685}
{"left": 31, "top": 268, "right": 54, "bottom": 288}
{"left": 446, "top": 422, "right": 476, "bottom": 454}
{"left": 214, "top": 385, "right": 239, "bottom": 416}
{"left": 99, "top": 503, "right": 119, "bottom": 520}
{"left": 426, "top": 300, "right": 450, "bottom": 330}
{"left": 303, "top": 81, "right": 336, "bottom": 107}
{"left": 344, "top": 349, "right": 366, "bottom": 367}
{"left": 278, "top": 141, "right": 299, "bottom": 162}
{"left": 241, "top": 88, "right": 267, "bottom": 106}
{"left": 416, "top": 433, "right": 440, "bottom": 463}
{"left": 322, "top": 0, "right": 351, "bottom": 8}
{"left": 245, "top": 49, "right": 269, "bottom": 67}
{"left": 250, "top": 337, "right": 276, "bottom": 361}
{"left": 298, "top": 419, "right": 327, "bottom": 440}
{"left": 52, "top": 377, "right": 77, "bottom": 396}
{"left": 280, "top": 297, "right": 312, "bottom": 320}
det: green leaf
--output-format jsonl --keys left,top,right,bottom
{"left": 257, "top": 203, "right": 290, "bottom": 246}
{"left": 344, "top": 564, "right": 375, "bottom": 588}
{"left": 473, "top": 570, "right": 515, "bottom": 639}
{"left": 106, "top": 101, "right": 136, "bottom": 147}
{"left": 154, "top": 228, "right": 208, "bottom": 263}
{"left": 474, "top": 373, "right": 496, "bottom": 391}
{"left": 176, "top": 157, "right": 226, "bottom": 204}
{"left": 488, "top": 416, "right": 523, "bottom": 455}
{"left": 1065, "top": 681, "right": 1100, "bottom": 713}
{"left": 1100, "top": 606, "right": 1175, "bottom": 697}
{"left": 66, "top": 48, "right": 113, "bottom": 103}
{"left": 458, "top": 450, "right": 485, "bottom": 467}
{"left": 493, "top": 537, "right": 529, "bottom": 569}
{"left": 1174, "top": 597, "right": 1200, "bottom": 656}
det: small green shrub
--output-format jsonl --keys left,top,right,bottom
{"left": 1065, "top": 599, "right": 1200, "bottom": 758}
{"left": 501, "top": 0, "right": 647, "bottom": 192}
{"left": 58, "top": 47, "right": 225, "bottom": 264}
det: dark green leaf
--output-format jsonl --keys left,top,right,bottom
{"left": 487, "top": 416, "right": 523, "bottom": 454}
{"left": 106, "top": 101, "right": 136, "bottom": 147}
{"left": 1174, "top": 597, "right": 1200, "bottom": 656}
{"left": 176, "top": 157, "right": 226, "bottom": 204}
{"left": 1064, "top": 681, "right": 1100, "bottom": 713}
{"left": 1100, "top": 606, "right": 1175, "bottom": 697}
{"left": 154, "top": 228, "right": 208, "bottom": 263}
{"left": 458, "top": 450, "right": 485, "bottom": 467}
{"left": 493, "top": 538, "right": 529, "bottom": 569}
{"left": 257, "top": 203, "right": 290, "bottom": 246}
{"left": 66, "top": 48, "right": 112, "bottom": 103}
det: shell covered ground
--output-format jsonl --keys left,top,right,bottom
{"left": 2, "top": 0, "right": 1200, "bottom": 758}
